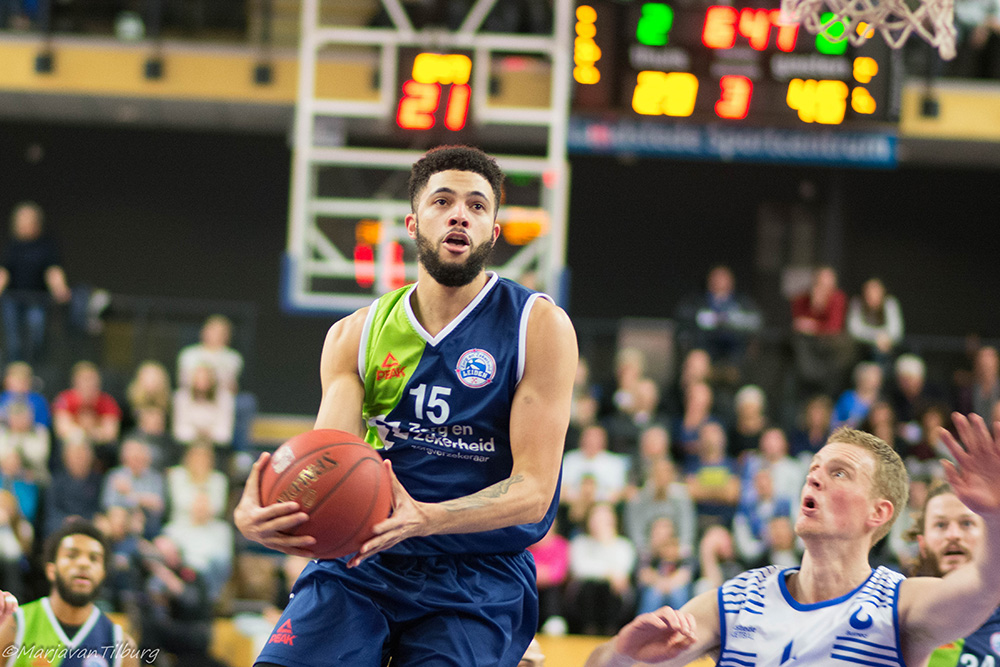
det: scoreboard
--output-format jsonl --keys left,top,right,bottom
{"left": 571, "top": 0, "right": 898, "bottom": 129}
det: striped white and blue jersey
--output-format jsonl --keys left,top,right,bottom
{"left": 717, "top": 565, "right": 907, "bottom": 667}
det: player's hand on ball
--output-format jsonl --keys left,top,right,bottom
{"left": 234, "top": 452, "right": 318, "bottom": 557}
{"left": 348, "top": 459, "right": 425, "bottom": 568}
{"left": 613, "top": 607, "right": 697, "bottom": 664}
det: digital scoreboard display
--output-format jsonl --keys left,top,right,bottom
{"left": 572, "top": 0, "right": 898, "bottom": 128}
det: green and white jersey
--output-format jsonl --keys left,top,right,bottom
{"left": 7, "top": 597, "right": 125, "bottom": 667}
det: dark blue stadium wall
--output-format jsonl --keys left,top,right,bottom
{"left": 0, "top": 121, "right": 997, "bottom": 414}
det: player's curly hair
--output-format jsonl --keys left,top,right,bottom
{"left": 43, "top": 517, "right": 111, "bottom": 572}
{"left": 407, "top": 145, "right": 505, "bottom": 217}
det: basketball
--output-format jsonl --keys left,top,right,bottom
{"left": 258, "top": 429, "right": 393, "bottom": 559}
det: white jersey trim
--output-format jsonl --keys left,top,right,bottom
{"left": 357, "top": 299, "right": 380, "bottom": 382}
{"left": 516, "top": 292, "right": 553, "bottom": 384}
{"left": 404, "top": 272, "right": 499, "bottom": 348}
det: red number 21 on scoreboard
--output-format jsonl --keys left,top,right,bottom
{"left": 396, "top": 53, "right": 472, "bottom": 131}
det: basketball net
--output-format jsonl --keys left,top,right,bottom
{"left": 780, "top": 0, "right": 957, "bottom": 59}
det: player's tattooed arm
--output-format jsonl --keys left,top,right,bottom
{"left": 441, "top": 475, "right": 526, "bottom": 511}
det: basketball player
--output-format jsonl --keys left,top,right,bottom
{"left": 585, "top": 413, "right": 1000, "bottom": 667}
{"left": 908, "top": 481, "right": 999, "bottom": 666}
{"left": 234, "top": 146, "right": 578, "bottom": 667}
{"left": 0, "top": 519, "right": 140, "bottom": 667}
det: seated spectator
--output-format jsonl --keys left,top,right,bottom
{"left": 602, "top": 377, "right": 665, "bottom": 455}
{"left": 101, "top": 437, "right": 166, "bottom": 538}
{"left": 693, "top": 524, "right": 742, "bottom": 595}
{"left": 527, "top": 520, "right": 570, "bottom": 634}
{"left": 43, "top": 434, "right": 102, "bottom": 538}
{"left": 561, "top": 424, "right": 629, "bottom": 505}
{"left": 757, "top": 515, "right": 800, "bottom": 569}
{"left": 674, "top": 265, "right": 761, "bottom": 368}
{"left": 727, "top": 384, "right": 768, "bottom": 462}
{"left": 955, "top": 345, "right": 1000, "bottom": 417}
{"left": 0, "top": 399, "right": 49, "bottom": 482}
{"left": 888, "top": 474, "right": 930, "bottom": 575}
{"left": 732, "top": 469, "right": 793, "bottom": 566}
{"left": 790, "top": 266, "right": 852, "bottom": 396}
{"left": 95, "top": 504, "right": 145, "bottom": 612}
{"left": 626, "top": 457, "right": 696, "bottom": 558}
{"left": 831, "top": 361, "right": 884, "bottom": 429}
{"left": 673, "top": 381, "right": 719, "bottom": 467}
{"left": 789, "top": 394, "right": 833, "bottom": 459}
{"left": 891, "top": 353, "right": 941, "bottom": 445}
{"left": 125, "top": 360, "right": 172, "bottom": 428}
{"left": 567, "top": 357, "right": 601, "bottom": 451}
{"left": 684, "top": 422, "right": 741, "bottom": 534}
{"left": 0, "top": 489, "right": 32, "bottom": 600}
{"left": 52, "top": 361, "right": 122, "bottom": 468}
{"left": 0, "top": 361, "right": 51, "bottom": 428}
{"left": 0, "top": 201, "right": 72, "bottom": 364}
{"left": 905, "top": 404, "right": 950, "bottom": 479}
{"left": 559, "top": 474, "right": 599, "bottom": 539}
{"left": 603, "top": 347, "right": 647, "bottom": 419}
{"left": 177, "top": 314, "right": 256, "bottom": 452}
{"left": 172, "top": 364, "right": 235, "bottom": 447}
{"left": 625, "top": 424, "right": 672, "bottom": 496}
{"left": 127, "top": 403, "right": 181, "bottom": 470}
{"left": 666, "top": 349, "right": 713, "bottom": 418}
{"left": 847, "top": 277, "right": 904, "bottom": 366}
{"left": 162, "top": 491, "right": 234, "bottom": 602}
{"left": 860, "top": 400, "right": 899, "bottom": 452}
{"left": 0, "top": 446, "right": 39, "bottom": 525}
{"left": 635, "top": 516, "right": 693, "bottom": 615}
{"left": 166, "top": 441, "right": 228, "bottom": 524}
{"left": 565, "top": 503, "right": 636, "bottom": 636}
{"left": 741, "top": 427, "right": 805, "bottom": 506}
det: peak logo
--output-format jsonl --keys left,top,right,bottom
{"left": 377, "top": 352, "right": 407, "bottom": 381}
{"left": 268, "top": 619, "right": 296, "bottom": 646}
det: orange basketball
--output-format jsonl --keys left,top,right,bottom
{"left": 259, "top": 429, "right": 393, "bottom": 559}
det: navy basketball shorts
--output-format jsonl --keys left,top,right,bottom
{"left": 255, "top": 550, "right": 539, "bottom": 667}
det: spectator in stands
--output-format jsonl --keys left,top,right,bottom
{"left": 635, "top": 516, "right": 693, "bottom": 615}
{"left": 789, "top": 394, "right": 833, "bottom": 459}
{"left": 684, "top": 422, "right": 741, "bottom": 534}
{"left": 727, "top": 384, "right": 768, "bottom": 462}
{"left": 626, "top": 424, "right": 672, "bottom": 496}
{"left": 43, "top": 434, "right": 102, "bottom": 538}
{"left": 905, "top": 404, "right": 951, "bottom": 478}
{"left": 831, "top": 361, "right": 884, "bottom": 429}
{"left": 956, "top": 345, "right": 1000, "bottom": 417}
{"left": 0, "top": 362, "right": 50, "bottom": 428}
{"left": 0, "top": 489, "right": 32, "bottom": 600}
{"left": 673, "top": 381, "right": 718, "bottom": 467}
{"left": 527, "top": 520, "right": 570, "bottom": 635}
{"left": 604, "top": 347, "right": 647, "bottom": 419}
{"left": 177, "top": 314, "right": 256, "bottom": 452}
{"left": 0, "top": 201, "right": 71, "bottom": 364}
{"left": 0, "top": 446, "right": 39, "bottom": 526}
{"left": 740, "top": 426, "right": 804, "bottom": 506}
{"left": 565, "top": 502, "right": 636, "bottom": 636}
{"left": 95, "top": 504, "right": 144, "bottom": 613}
{"left": 674, "top": 265, "right": 761, "bottom": 368}
{"left": 790, "top": 266, "right": 852, "bottom": 396}
{"left": 567, "top": 357, "right": 601, "bottom": 451}
{"left": 166, "top": 441, "right": 228, "bottom": 524}
{"left": 172, "top": 363, "right": 235, "bottom": 448}
{"left": 561, "top": 424, "right": 628, "bottom": 505}
{"left": 559, "top": 474, "right": 600, "bottom": 539}
{"left": 52, "top": 361, "right": 122, "bottom": 469}
{"left": 603, "top": 377, "right": 665, "bottom": 455}
{"left": 847, "top": 277, "right": 904, "bottom": 367}
{"left": 101, "top": 437, "right": 166, "bottom": 538}
{"left": 950, "top": 0, "right": 1000, "bottom": 78}
{"left": 888, "top": 473, "right": 930, "bottom": 575}
{"left": 625, "top": 457, "right": 696, "bottom": 558}
{"left": 693, "top": 524, "right": 742, "bottom": 595}
{"left": 125, "top": 360, "right": 172, "bottom": 425}
{"left": 732, "top": 468, "right": 793, "bottom": 566}
{"left": 126, "top": 403, "right": 180, "bottom": 470}
{"left": 860, "top": 400, "right": 899, "bottom": 452}
{"left": 891, "top": 353, "right": 940, "bottom": 446}
{"left": 757, "top": 515, "right": 800, "bottom": 569}
{"left": 0, "top": 399, "right": 49, "bottom": 483}
{"left": 162, "top": 490, "right": 234, "bottom": 602}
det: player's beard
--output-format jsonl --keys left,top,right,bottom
{"left": 415, "top": 222, "right": 495, "bottom": 288}
{"left": 53, "top": 571, "right": 103, "bottom": 608}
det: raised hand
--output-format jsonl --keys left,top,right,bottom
{"left": 939, "top": 413, "right": 1000, "bottom": 517}
{"left": 613, "top": 607, "right": 698, "bottom": 665}
{"left": 233, "top": 453, "right": 317, "bottom": 557}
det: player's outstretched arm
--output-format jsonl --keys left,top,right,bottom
{"left": 898, "top": 412, "right": 1000, "bottom": 664}
{"left": 348, "top": 299, "right": 577, "bottom": 566}
{"left": 585, "top": 589, "right": 720, "bottom": 667}
{"left": 0, "top": 592, "right": 19, "bottom": 658}
{"left": 234, "top": 309, "right": 368, "bottom": 557}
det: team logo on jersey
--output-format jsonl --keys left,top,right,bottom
{"left": 991, "top": 631, "right": 1000, "bottom": 654}
{"left": 849, "top": 602, "right": 875, "bottom": 630}
{"left": 271, "top": 444, "right": 295, "bottom": 475}
{"left": 268, "top": 619, "right": 296, "bottom": 646}
{"left": 455, "top": 349, "right": 496, "bottom": 388}
{"left": 377, "top": 352, "right": 407, "bottom": 381}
